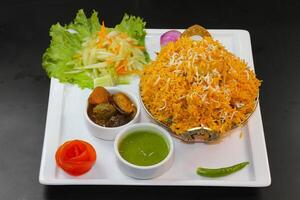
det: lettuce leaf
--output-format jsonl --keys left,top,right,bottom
{"left": 115, "top": 14, "right": 150, "bottom": 61}
{"left": 42, "top": 9, "right": 100, "bottom": 88}
{"left": 42, "top": 9, "right": 148, "bottom": 89}
{"left": 115, "top": 14, "right": 146, "bottom": 46}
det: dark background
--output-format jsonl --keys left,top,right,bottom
{"left": 0, "top": 0, "right": 299, "bottom": 199}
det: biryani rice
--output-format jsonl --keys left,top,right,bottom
{"left": 140, "top": 37, "right": 261, "bottom": 135}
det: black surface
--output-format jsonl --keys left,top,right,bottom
{"left": 0, "top": 0, "right": 300, "bottom": 199}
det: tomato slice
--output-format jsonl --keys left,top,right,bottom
{"left": 55, "top": 140, "right": 97, "bottom": 176}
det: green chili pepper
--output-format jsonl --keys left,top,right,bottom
{"left": 196, "top": 162, "right": 249, "bottom": 178}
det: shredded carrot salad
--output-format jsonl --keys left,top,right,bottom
{"left": 140, "top": 37, "right": 261, "bottom": 135}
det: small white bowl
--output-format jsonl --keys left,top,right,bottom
{"left": 114, "top": 123, "right": 174, "bottom": 179}
{"left": 84, "top": 88, "right": 140, "bottom": 141}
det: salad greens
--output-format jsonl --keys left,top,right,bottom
{"left": 42, "top": 9, "right": 149, "bottom": 89}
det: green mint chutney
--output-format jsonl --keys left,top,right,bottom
{"left": 118, "top": 130, "right": 170, "bottom": 166}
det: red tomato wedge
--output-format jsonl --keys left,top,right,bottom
{"left": 55, "top": 140, "right": 97, "bottom": 176}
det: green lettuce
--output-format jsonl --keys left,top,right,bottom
{"left": 115, "top": 14, "right": 146, "bottom": 46}
{"left": 115, "top": 14, "right": 150, "bottom": 61}
{"left": 42, "top": 9, "right": 148, "bottom": 89}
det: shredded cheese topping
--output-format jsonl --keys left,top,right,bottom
{"left": 140, "top": 37, "right": 261, "bottom": 135}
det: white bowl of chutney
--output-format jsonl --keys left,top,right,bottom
{"left": 114, "top": 123, "right": 174, "bottom": 179}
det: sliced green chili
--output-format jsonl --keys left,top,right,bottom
{"left": 196, "top": 162, "right": 249, "bottom": 178}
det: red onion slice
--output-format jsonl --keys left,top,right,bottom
{"left": 160, "top": 30, "right": 182, "bottom": 47}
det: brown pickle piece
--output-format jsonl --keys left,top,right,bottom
{"left": 181, "top": 24, "right": 211, "bottom": 38}
{"left": 112, "top": 92, "right": 135, "bottom": 114}
{"left": 92, "top": 103, "right": 116, "bottom": 121}
{"left": 105, "top": 114, "right": 131, "bottom": 127}
{"left": 88, "top": 87, "right": 110, "bottom": 105}
{"left": 130, "top": 105, "right": 137, "bottom": 119}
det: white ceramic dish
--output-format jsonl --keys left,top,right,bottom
{"left": 114, "top": 123, "right": 174, "bottom": 179}
{"left": 85, "top": 88, "right": 140, "bottom": 140}
{"left": 39, "top": 29, "right": 271, "bottom": 186}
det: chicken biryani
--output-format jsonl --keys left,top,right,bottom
{"left": 140, "top": 35, "right": 261, "bottom": 140}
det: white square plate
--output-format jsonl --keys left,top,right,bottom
{"left": 39, "top": 29, "right": 271, "bottom": 186}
